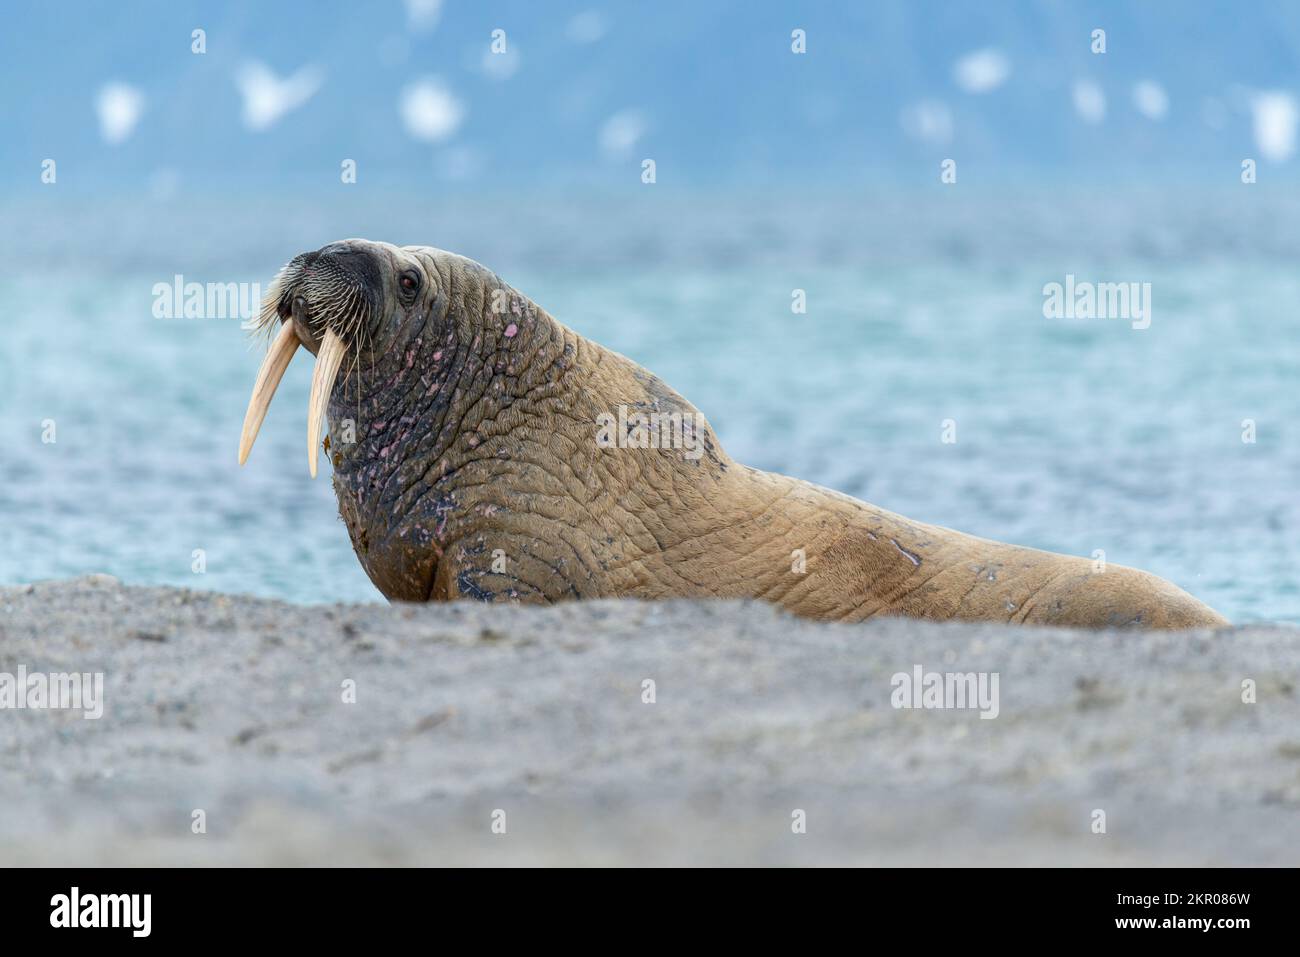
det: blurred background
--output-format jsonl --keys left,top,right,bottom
{"left": 1, "top": 0, "right": 1298, "bottom": 620}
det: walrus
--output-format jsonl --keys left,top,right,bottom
{"left": 238, "top": 239, "right": 1228, "bottom": 629}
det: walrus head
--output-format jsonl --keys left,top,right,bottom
{"left": 240, "top": 239, "right": 442, "bottom": 476}
{"left": 239, "top": 238, "right": 573, "bottom": 600}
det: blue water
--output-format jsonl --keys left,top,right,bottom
{"left": 2, "top": 193, "right": 1298, "bottom": 621}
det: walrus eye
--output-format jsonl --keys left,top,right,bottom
{"left": 399, "top": 271, "right": 420, "bottom": 300}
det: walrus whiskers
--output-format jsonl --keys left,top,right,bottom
{"left": 251, "top": 259, "right": 302, "bottom": 339}
{"left": 239, "top": 253, "right": 370, "bottom": 473}
{"left": 299, "top": 277, "right": 368, "bottom": 476}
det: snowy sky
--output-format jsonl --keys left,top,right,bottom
{"left": 5, "top": 0, "right": 1300, "bottom": 194}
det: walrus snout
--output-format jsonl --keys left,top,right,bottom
{"left": 240, "top": 242, "right": 385, "bottom": 475}
{"left": 314, "top": 241, "right": 384, "bottom": 286}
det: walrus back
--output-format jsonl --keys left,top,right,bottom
{"left": 722, "top": 469, "right": 1227, "bottom": 629}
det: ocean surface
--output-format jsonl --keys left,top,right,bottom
{"left": 2, "top": 191, "right": 1298, "bottom": 621}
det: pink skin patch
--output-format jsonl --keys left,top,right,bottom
{"left": 504, "top": 323, "right": 518, "bottom": 338}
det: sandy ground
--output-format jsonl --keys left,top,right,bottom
{"left": 0, "top": 575, "right": 1297, "bottom": 866}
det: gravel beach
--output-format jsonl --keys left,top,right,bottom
{"left": 1, "top": 575, "right": 1297, "bottom": 866}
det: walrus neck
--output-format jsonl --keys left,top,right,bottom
{"left": 327, "top": 283, "right": 582, "bottom": 600}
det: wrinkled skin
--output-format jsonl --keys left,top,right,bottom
{"left": 273, "top": 239, "right": 1228, "bottom": 628}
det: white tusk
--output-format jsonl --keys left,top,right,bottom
{"left": 239, "top": 321, "right": 301, "bottom": 466}
{"left": 307, "top": 329, "right": 347, "bottom": 478}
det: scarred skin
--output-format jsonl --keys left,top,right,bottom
{"left": 278, "top": 239, "right": 1228, "bottom": 628}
